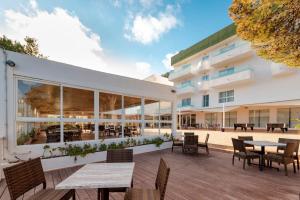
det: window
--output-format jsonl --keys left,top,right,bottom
{"left": 205, "top": 113, "right": 218, "bottom": 126}
{"left": 124, "top": 96, "right": 141, "bottom": 120}
{"left": 249, "top": 109, "right": 269, "bottom": 128}
{"left": 277, "top": 108, "right": 300, "bottom": 128}
{"left": 179, "top": 80, "right": 192, "bottom": 88}
{"left": 225, "top": 111, "right": 237, "bottom": 127}
{"left": 202, "top": 55, "right": 209, "bottom": 61}
{"left": 99, "top": 92, "right": 122, "bottom": 119}
{"left": 202, "top": 75, "right": 209, "bottom": 81}
{"left": 203, "top": 95, "right": 209, "bottom": 107}
{"left": 181, "top": 98, "right": 191, "bottom": 107}
{"left": 218, "top": 67, "right": 234, "bottom": 77}
{"left": 17, "top": 80, "right": 60, "bottom": 118}
{"left": 219, "top": 90, "right": 234, "bottom": 103}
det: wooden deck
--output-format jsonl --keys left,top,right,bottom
{"left": 1, "top": 148, "right": 300, "bottom": 200}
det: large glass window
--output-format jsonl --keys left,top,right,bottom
{"left": 63, "top": 87, "right": 94, "bottom": 119}
{"left": 124, "top": 96, "right": 141, "bottom": 120}
{"left": 160, "top": 101, "right": 172, "bottom": 121}
{"left": 278, "top": 108, "right": 300, "bottom": 128}
{"left": 225, "top": 111, "right": 237, "bottom": 127}
{"left": 203, "top": 95, "right": 209, "bottom": 107}
{"left": 219, "top": 90, "right": 234, "bottom": 103}
{"left": 124, "top": 122, "right": 141, "bottom": 137}
{"left": 63, "top": 122, "right": 94, "bottom": 142}
{"left": 98, "top": 122, "right": 122, "bottom": 139}
{"left": 17, "top": 80, "right": 60, "bottom": 118}
{"left": 249, "top": 109, "right": 269, "bottom": 128}
{"left": 205, "top": 113, "right": 218, "bottom": 126}
{"left": 144, "top": 99, "right": 159, "bottom": 120}
{"left": 99, "top": 92, "right": 122, "bottom": 119}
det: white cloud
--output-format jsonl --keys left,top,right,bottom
{"left": 0, "top": 1, "right": 153, "bottom": 79}
{"left": 162, "top": 52, "right": 178, "bottom": 70}
{"left": 124, "top": 9, "right": 178, "bottom": 44}
{"left": 139, "top": 0, "right": 162, "bottom": 8}
{"left": 135, "top": 62, "right": 151, "bottom": 76}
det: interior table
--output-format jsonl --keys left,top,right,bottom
{"left": 56, "top": 162, "right": 135, "bottom": 200}
{"left": 244, "top": 141, "right": 286, "bottom": 171}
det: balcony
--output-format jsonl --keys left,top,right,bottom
{"left": 177, "top": 104, "right": 194, "bottom": 112}
{"left": 197, "top": 60, "right": 210, "bottom": 73}
{"left": 210, "top": 68, "right": 254, "bottom": 88}
{"left": 210, "top": 42, "right": 253, "bottom": 67}
{"left": 197, "top": 81, "right": 210, "bottom": 91}
{"left": 176, "top": 82, "right": 195, "bottom": 96}
{"left": 271, "top": 63, "right": 295, "bottom": 77}
{"left": 168, "top": 64, "right": 198, "bottom": 81}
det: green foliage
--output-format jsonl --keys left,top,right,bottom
{"left": 99, "top": 143, "right": 107, "bottom": 151}
{"left": 0, "top": 35, "right": 47, "bottom": 58}
{"left": 151, "top": 137, "right": 164, "bottom": 147}
{"left": 161, "top": 72, "right": 170, "bottom": 78}
{"left": 17, "top": 132, "right": 32, "bottom": 145}
{"left": 229, "top": 0, "right": 300, "bottom": 67}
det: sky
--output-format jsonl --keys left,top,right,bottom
{"left": 0, "top": 0, "right": 233, "bottom": 79}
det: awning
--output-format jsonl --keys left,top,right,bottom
{"left": 196, "top": 106, "right": 240, "bottom": 113}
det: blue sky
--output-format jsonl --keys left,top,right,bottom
{"left": 0, "top": 0, "right": 233, "bottom": 79}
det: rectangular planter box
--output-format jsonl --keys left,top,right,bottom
{"left": 41, "top": 141, "right": 172, "bottom": 172}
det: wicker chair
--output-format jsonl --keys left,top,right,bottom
{"left": 198, "top": 134, "right": 209, "bottom": 154}
{"left": 238, "top": 136, "right": 261, "bottom": 154}
{"left": 171, "top": 134, "right": 183, "bottom": 152}
{"left": 184, "top": 132, "right": 194, "bottom": 136}
{"left": 265, "top": 142, "right": 297, "bottom": 176}
{"left": 124, "top": 158, "right": 170, "bottom": 200}
{"left": 103, "top": 149, "right": 134, "bottom": 195}
{"left": 3, "top": 157, "right": 75, "bottom": 200}
{"left": 183, "top": 135, "right": 198, "bottom": 154}
{"left": 232, "top": 138, "right": 260, "bottom": 169}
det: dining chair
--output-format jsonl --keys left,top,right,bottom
{"left": 238, "top": 136, "right": 261, "bottom": 154}
{"left": 184, "top": 132, "right": 194, "bottom": 136}
{"left": 171, "top": 133, "right": 183, "bottom": 152}
{"left": 124, "top": 158, "right": 170, "bottom": 200}
{"left": 3, "top": 157, "right": 75, "bottom": 200}
{"left": 231, "top": 138, "right": 260, "bottom": 169}
{"left": 198, "top": 133, "right": 210, "bottom": 154}
{"left": 183, "top": 135, "right": 198, "bottom": 154}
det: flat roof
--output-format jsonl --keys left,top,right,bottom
{"left": 171, "top": 23, "right": 236, "bottom": 66}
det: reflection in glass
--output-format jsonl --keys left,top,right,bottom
{"left": 124, "top": 122, "right": 141, "bottom": 137}
{"left": 144, "top": 99, "right": 159, "bottom": 120}
{"left": 63, "top": 87, "right": 94, "bottom": 119}
{"left": 144, "top": 122, "right": 159, "bottom": 136}
{"left": 63, "top": 122, "right": 94, "bottom": 141}
{"left": 160, "top": 101, "right": 172, "bottom": 121}
{"left": 17, "top": 80, "right": 60, "bottom": 118}
{"left": 124, "top": 96, "right": 141, "bottom": 120}
{"left": 98, "top": 122, "right": 122, "bottom": 139}
{"left": 99, "top": 92, "right": 122, "bottom": 119}
{"left": 16, "top": 122, "right": 60, "bottom": 145}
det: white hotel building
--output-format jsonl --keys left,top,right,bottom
{"left": 169, "top": 24, "right": 300, "bottom": 130}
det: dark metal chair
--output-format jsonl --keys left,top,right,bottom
{"left": 124, "top": 158, "right": 170, "bottom": 200}
{"left": 3, "top": 157, "right": 75, "bottom": 200}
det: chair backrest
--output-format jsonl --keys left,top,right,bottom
{"left": 284, "top": 142, "right": 297, "bottom": 158}
{"left": 155, "top": 158, "right": 170, "bottom": 200}
{"left": 205, "top": 134, "right": 210, "bottom": 144}
{"left": 184, "top": 135, "right": 198, "bottom": 145}
{"left": 184, "top": 132, "right": 194, "bottom": 136}
{"left": 238, "top": 136, "right": 253, "bottom": 148}
{"left": 279, "top": 138, "right": 300, "bottom": 155}
{"left": 3, "top": 157, "right": 46, "bottom": 200}
{"left": 232, "top": 138, "right": 246, "bottom": 153}
{"left": 106, "top": 149, "right": 133, "bottom": 163}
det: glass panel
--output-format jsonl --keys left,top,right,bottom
{"left": 277, "top": 108, "right": 290, "bottom": 127}
{"left": 16, "top": 122, "right": 60, "bottom": 145}
{"left": 160, "top": 101, "right": 172, "bottom": 120}
{"left": 205, "top": 113, "right": 218, "bottom": 126}
{"left": 160, "top": 122, "right": 172, "bottom": 135}
{"left": 124, "top": 122, "right": 141, "bottom": 137}
{"left": 291, "top": 108, "right": 300, "bottom": 128}
{"left": 17, "top": 80, "right": 60, "bottom": 118}
{"left": 225, "top": 111, "right": 237, "bottom": 127}
{"left": 63, "top": 122, "right": 94, "bottom": 142}
{"left": 98, "top": 122, "right": 122, "bottom": 139}
{"left": 144, "top": 122, "right": 159, "bottom": 136}
{"left": 259, "top": 110, "right": 269, "bottom": 128}
{"left": 63, "top": 87, "right": 94, "bottom": 119}
{"left": 144, "top": 99, "right": 159, "bottom": 120}
{"left": 124, "top": 96, "right": 141, "bottom": 120}
{"left": 99, "top": 92, "right": 122, "bottom": 119}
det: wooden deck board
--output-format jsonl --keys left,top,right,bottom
{"left": 1, "top": 149, "right": 300, "bottom": 200}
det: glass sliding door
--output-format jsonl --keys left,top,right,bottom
{"left": 249, "top": 109, "right": 269, "bottom": 128}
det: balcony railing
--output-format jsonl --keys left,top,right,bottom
{"left": 168, "top": 64, "right": 200, "bottom": 81}
{"left": 210, "top": 42, "right": 253, "bottom": 67}
{"left": 210, "top": 67, "right": 254, "bottom": 88}
{"left": 176, "top": 81, "right": 195, "bottom": 95}
{"left": 177, "top": 104, "right": 194, "bottom": 111}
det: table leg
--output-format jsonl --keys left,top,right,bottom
{"left": 101, "top": 188, "right": 109, "bottom": 200}
{"left": 260, "top": 146, "right": 265, "bottom": 171}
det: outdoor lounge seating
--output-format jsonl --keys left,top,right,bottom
{"left": 124, "top": 158, "right": 170, "bottom": 200}
{"left": 231, "top": 138, "right": 260, "bottom": 169}
{"left": 234, "top": 123, "right": 254, "bottom": 131}
{"left": 237, "top": 136, "right": 261, "bottom": 154}
{"left": 198, "top": 133, "right": 209, "bottom": 154}
{"left": 171, "top": 134, "right": 183, "bottom": 152}
{"left": 3, "top": 157, "right": 75, "bottom": 200}
{"left": 265, "top": 142, "right": 297, "bottom": 176}
{"left": 267, "top": 123, "right": 288, "bottom": 133}
{"left": 183, "top": 135, "right": 198, "bottom": 154}
{"left": 184, "top": 132, "right": 194, "bottom": 136}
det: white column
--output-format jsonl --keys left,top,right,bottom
{"left": 141, "top": 98, "right": 145, "bottom": 136}
{"left": 171, "top": 100, "right": 177, "bottom": 136}
{"left": 60, "top": 85, "right": 64, "bottom": 143}
{"left": 121, "top": 96, "right": 125, "bottom": 138}
{"left": 94, "top": 91, "right": 99, "bottom": 140}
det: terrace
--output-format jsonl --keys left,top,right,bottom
{"left": 1, "top": 147, "right": 300, "bottom": 200}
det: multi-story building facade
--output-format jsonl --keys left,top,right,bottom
{"left": 169, "top": 24, "right": 300, "bottom": 129}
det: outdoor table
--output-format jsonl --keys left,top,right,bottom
{"left": 244, "top": 141, "right": 286, "bottom": 171}
{"left": 56, "top": 162, "right": 135, "bottom": 200}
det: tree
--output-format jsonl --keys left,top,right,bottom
{"left": 229, "top": 0, "right": 300, "bottom": 67}
{"left": 0, "top": 35, "right": 46, "bottom": 58}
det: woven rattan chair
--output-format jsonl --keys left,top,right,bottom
{"left": 3, "top": 157, "right": 75, "bottom": 200}
{"left": 171, "top": 133, "right": 183, "bottom": 152}
{"left": 238, "top": 136, "right": 261, "bottom": 154}
{"left": 183, "top": 135, "right": 198, "bottom": 154}
{"left": 265, "top": 142, "right": 297, "bottom": 176}
{"left": 184, "top": 132, "right": 194, "bottom": 136}
{"left": 198, "top": 134, "right": 209, "bottom": 154}
{"left": 124, "top": 158, "right": 170, "bottom": 200}
{"left": 232, "top": 138, "right": 260, "bottom": 169}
